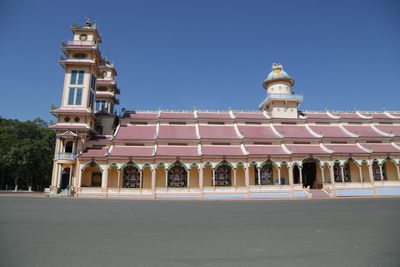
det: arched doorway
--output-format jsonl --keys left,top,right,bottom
{"left": 215, "top": 161, "right": 232, "bottom": 186}
{"left": 122, "top": 164, "right": 141, "bottom": 188}
{"left": 260, "top": 160, "right": 274, "bottom": 185}
{"left": 168, "top": 162, "right": 188, "bottom": 187}
{"left": 302, "top": 159, "right": 318, "bottom": 188}
{"left": 60, "top": 168, "right": 70, "bottom": 190}
{"left": 293, "top": 164, "right": 300, "bottom": 184}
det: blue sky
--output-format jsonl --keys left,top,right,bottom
{"left": 0, "top": 0, "right": 399, "bottom": 122}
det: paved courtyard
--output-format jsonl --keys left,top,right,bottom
{"left": 0, "top": 197, "right": 399, "bottom": 267}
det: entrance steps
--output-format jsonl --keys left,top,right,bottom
{"left": 310, "top": 189, "right": 329, "bottom": 198}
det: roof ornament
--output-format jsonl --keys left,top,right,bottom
{"left": 271, "top": 63, "right": 283, "bottom": 71}
{"left": 85, "top": 17, "right": 91, "bottom": 27}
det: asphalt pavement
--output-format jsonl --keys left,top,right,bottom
{"left": 0, "top": 197, "right": 399, "bottom": 267}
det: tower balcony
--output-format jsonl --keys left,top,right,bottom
{"left": 57, "top": 152, "right": 77, "bottom": 160}
{"left": 63, "top": 40, "right": 97, "bottom": 47}
{"left": 259, "top": 93, "right": 303, "bottom": 109}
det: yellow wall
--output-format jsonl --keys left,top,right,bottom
{"left": 280, "top": 166, "right": 289, "bottom": 185}
{"left": 108, "top": 167, "right": 118, "bottom": 187}
{"left": 385, "top": 161, "right": 398, "bottom": 181}
{"left": 323, "top": 166, "right": 330, "bottom": 183}
{"left": 156, "top": 166, "right": 166, "bottom": 187}
{"left": 81, "top": 166, "right": 102, "bottom": 186}
{"left": 236, "top": 166, "right": 245, "bottom": 186}
{"left": 249, "top": 165, "right": 256, "bottom": 185}
{"left": 361, "top": 164, "right": 370, "bottom": 182}
{"left": 143, "top": 167, "right": 152, "bottom": 188}
{"left": 203, "top": 166, "right": 213, "bottom": 186}
{"left": 189, "top": 167, "right": 199, "bottom": 187}
{"left": 349, "top": 162, "right": 361, "bottom": 182}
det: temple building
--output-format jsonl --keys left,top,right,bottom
{"left": 49, "top": 20, "right": 400, "bottom": 199}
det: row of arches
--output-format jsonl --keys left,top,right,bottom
{"left": 74, "top": 157, "right": 400, "bottom": 189}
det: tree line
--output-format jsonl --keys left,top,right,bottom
{"left": 0, "top": 117, "right": 55, "bottom": 191}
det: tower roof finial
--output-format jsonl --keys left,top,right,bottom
{"left": 85, "top": 17, "right": 91, "bottom": 27}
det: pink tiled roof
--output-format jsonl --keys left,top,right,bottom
{"left": 360, "top": 113, "right": 390, "bottom": 119}
{"left": 114, "top": 126, "right": 156, "bottom": 140}
{"left": 124, "top": 112, "right": 158, "bottom": 119}
{"left": 197, "top": 112, "right": 232, "bottom": 119}
{"left": 237, "top": 125, "right": 279, "bottom": 139}
{"left": 245, "top": 145, "right": 288, "bottom": 155}
{"left": 51, "top": 108, "right": 92, "bottom": 115}
{"left": 360, "top": 143, "right": 400, "bottom": 153}
{"left": 334, "top": 112, "right": 362, "bottom": 119}
{"left": 198, "top": 126, "right": 240, "bottom": 139}
{"left": 159, "top": 112, "right": 195, "bottom": 119}
{"left": 79, "top": 147, "right": 108, "bottom": 158}
{"left": 234, "top": 112, "right": 266, "bottom": 119}
{"left": 324, "top": 144, "right": 368, "bottom": 154}
{"left": 109, "top": 146, "right": 154, "bottom": 157}
{"left": 49, "top": 124, "right": 91, "bottom": 131}
{"left": 285, "top": 144, "right": 329, "bottom": 154}
{"left": 375, "top": 125, "right": 400, "bottom": 137}
{"left": 304, "top": 112, "right": 331, "bottom": 119}
{"left": 274, "top": 125, "right": 315, "bottom": 138}
{"left": 158, "top": 125, "right": 197, "bottom": 140}
{"left": 201, "top": 146, "right": 244, "bottom": 156}
{"left": 343, "top": 125, "right": 385, "bottom": 138}
{"left": 308, "top": 125, "right": 350, "bottom": 138}
{"left": 156, "top": 146, "right": 199, "bottom": 157}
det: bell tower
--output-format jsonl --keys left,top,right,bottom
{"left": 259, "top": 63, "right": 303, "bottom": 118}
{"left": 49, "top": 19, "right": 104, "bottom": 194}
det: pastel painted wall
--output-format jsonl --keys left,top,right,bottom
{"left": 236, "top": 166, "right": 245, "bottom": 186}
{"left": 156, "top": 166, "right": 166, "bottom": 187}
{"left": 142, "top": 167, "right": 152, "bottom": 188}
{"left": 203, "top": 166, "right": 213, "bottom": 186}
{"left": 81, "top": 166, "right": 102, "bottom": 186}
{"left": 189, "top": 167, "right": 199, "bottom": 187}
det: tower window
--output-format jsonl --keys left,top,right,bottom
{"left": 70, "top": 70, "right": 85, "bottom": 85}
{"left": 90, "top": 74, "right": 96, "bottom": 90}
{"left": 68, "top": 88, "right": 83, "bottom": 105}
{"left": 95, "top": 100, "right": 107, "bottom": 112}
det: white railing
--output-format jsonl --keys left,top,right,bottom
{"left": 203, "top": 186, "right": 247, "bottom": 193}
{"left": 155, "top": 187, "right": 201, "bottom": 193}
{"left": 67, "top": 40, "right": 95, "bottom": 46}
{"left": 57, "top": 152, "right": 77, "bottom": 160}
{"left": 250, "top": 185, "right": 293, "bottom": 191}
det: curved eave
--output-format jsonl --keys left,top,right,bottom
{"left": 263, "top": 77, "right": 295, "bottom": 88}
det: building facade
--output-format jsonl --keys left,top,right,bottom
{"left": 49, "top": 20, "right": 400, "bottom": 199}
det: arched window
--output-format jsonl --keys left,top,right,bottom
{"left": 372, "top": 161, "right": 381, "bottom": 181}
{"left": 333, "top": 162, "right": 342, "bottom": 182}
{"left": 260, "top": 161, "right": 273, "bottom": 185}
{"left": 65, "top": 141, "right": 73, "bottom": 153}
{"left": 343, "top": 162, "right": 351, "bottom": 182}
{"left": 123, "top": 165, "right": 141, "bottom": 188}
{"left": 215, "top": 163, "right": 231, "bottom": 186}
{"left": 168, "top": 162, "right": 187, "bottom": 187}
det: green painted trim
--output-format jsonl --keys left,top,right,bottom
{"left": 81, "top": 161, "right": 103, "bottom": 172}
{"left": 322, "top": 162, "right": 330, "bottom": 168}
{"left": 249, "top": 161, "right": 258, "bottom": 168}
{"left": 203, "top": 162, "right": 213, "bottom": 168}
{"left": 280, "top": 161, "right": 288, "bottom": 167}
{"left": 260, "top": 159, "right": 278, "bottom": 169}
{"left": 119, "top": 161, "right": 141, "bottom": 171}
{"left": 214, "top": 160, "right": 235, "bottom": 170}
{"left": 302, "top": 157, "right": 322, "bottom": 168}
{"left": 382, "top": 157, "right": 398, "bottom": 166}
{"left": 190, "top": 163, "right": 199, "bottom": 169}
{"left": 292, "top": 162, "right": 301, "bottom": 168}
{"left": 167, "top": 161, "right": 188, "bottom": 171}
{"left": 142, "top": 163, "right": 152, "bottom": 170}
{"left": 108, "top": 163, "right": 118, "bottom": 170}
{"left": 343, "top": 158, "right": 361, "bottom": 167}
{"left": 333, "top": 159, "right": 342, "bottom": 167}
{"left": 236, "top": 162, "right": 245, "bottom": 168}
{"left": 361, "top": 160, "right": 369, "bottom": 165}
{"left": 157, "top": 162, "right": 165, "bottom": 169}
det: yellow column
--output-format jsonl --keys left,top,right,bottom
{"left": 212, "top": 169, "right": 216, "bottom": 186}
{"left": 397, "top": 164, "right": 400, "bottom": 181}
{"left": 277, "top": 167, "right": 281, "bottom": 185}
{"left": 321, "top": 166, "right": 325, "bottom": 184}
{"left": 140, "top": 170, "right": 143, "bottom": 188}
{"left": 188, "top": 167, "right": 190, "bottom": 188}
{"left": 151, "top": 166, "right": 156, "bottom": 189}
{"left": 379, "top": 164, "right": 384, "bottom": 181}
{"left": 257, "top": 167, "right": 261, "bottom": 185}
{"left": 358, "top": 165, "right": 363, "bottom": 182}
{"left": 199, "top": 167, "right": 204, "bottom": 189}
{"left": 368, "top": 163, "right": 374, "bottom": 182}
{"left": 329, "top": 163, "right": 335, "bottom": 183}
{"left": 341, "top": 165, "right": 345, "bottom": 182}
{"left": 117, "top": 169, "right": 121, "bottom": 188}
{"left": 299, "top": 167, "right": 303, "bottom": 184}
{"left": 233, "top": 168, "right": 237, "bottom": 186}
{"left": 288, "top": 165, "right": 294, "bottom": 185}
{"left": 165, "top": 168, "right": 168, "bottom": 187}
{"left": 245, "top": 165, "right": 250, "bottom": 186}
{"left": 101, "top": 165, "right": 108, "bottom": 189}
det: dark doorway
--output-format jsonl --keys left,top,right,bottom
{"left": 65, "top": 141, "right": 73, "bottom": 153}
{"left": 293, "top": 165, "right": 300, "bottom": 184}
{"left": 60, "top": 168, "right": 70, "bottom": 189}
{"left": 302, "top": 162, "right": 316, "bottom": 188}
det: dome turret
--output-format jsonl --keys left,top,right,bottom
{"left": 263, "top": 63, "right": 295, "bottom": 88}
